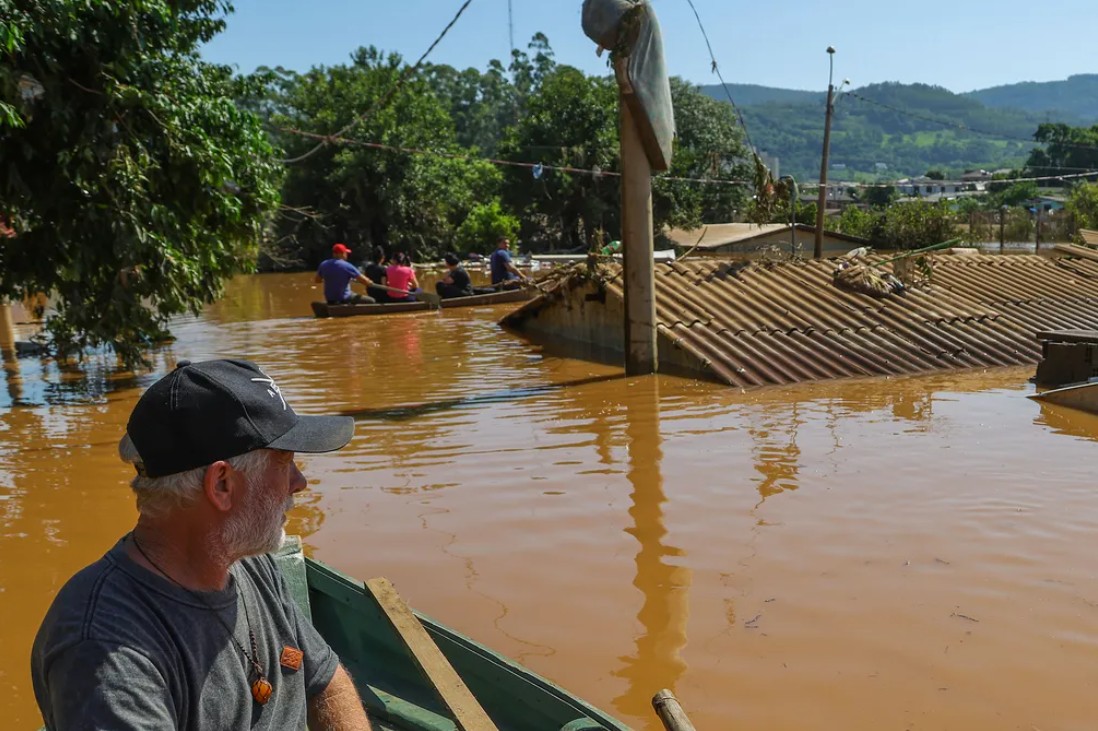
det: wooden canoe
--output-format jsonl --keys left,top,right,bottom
{"left": 1027, "top": 380, "right": 1098, "bottom": 415}
{"left": 312, "top": 289, "right": 533, "bottom": 319}
{"left": 274, "top": 539, "right": 630, "bottom": 731}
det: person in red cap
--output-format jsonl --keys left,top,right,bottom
{"left": 315, "top": 243, "right": 376, "bottom": 305}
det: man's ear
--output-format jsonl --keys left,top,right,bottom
{"left": 203, "top": 461, "right": 241, "bottom": 513}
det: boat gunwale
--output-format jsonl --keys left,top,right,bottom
{"left": 303, "top": 556, "right": 630, "bottom": 730}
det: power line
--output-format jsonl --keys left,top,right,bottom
{"left": 507, "top": 0, "right": 514, "bottom": 59}
{"left": 281, "top": 0, "right": 474, "bottom": 165}
{"left": 681, "top": 0, "right": 757, "bottom": 155}
{"left": 802, "top": 168, "right": 1098, "bottom": 190}
{"left": 281, "top": 127, "right": 753, "bottom": 186}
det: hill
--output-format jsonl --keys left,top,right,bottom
{"left": 697, "top": 83, "right": 821, "bottom": 107}
{"left": 964, "top": 74, "right": 1098, "bottom": 124}
{"left": 700, "top": 81, "right": 1052, "bottom": 181}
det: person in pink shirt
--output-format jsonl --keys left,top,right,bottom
{"left": 384, "top": 251, "right": 421, "bottom": 301}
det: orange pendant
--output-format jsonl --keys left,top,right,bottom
{"left": 251, "top": 677, "right": 273, "bottom": 705}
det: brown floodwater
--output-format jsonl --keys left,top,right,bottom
{"left": 4, "top": 271, "right": 1098, "bottom": 730}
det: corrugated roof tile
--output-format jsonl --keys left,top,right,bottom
{"left": 502, "top": 254, "right": 1098, "bottom": 387}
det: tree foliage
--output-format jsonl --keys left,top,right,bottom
{"left": 0, "top": 1, "right": 281, "bottom": 365}
{"left": 1024, "top": 122, "right": 1098, "bottom": 178}
{"left": 454, "top": 201, "right": 519, "bottom": 253}
{"left": 258, "top": 47, "right": 502, "bottom": 265}
{"left": 1066, "top": 182, "right": 1098, "bottom": 233}
{"left": 497, "top": 65, "right": 620, "bottom": 251}
{"left": 833, "top": 201, "right": 958, "bottom": 249}
{"left": 655, "top": 78, "right": 751, "bottom": 230}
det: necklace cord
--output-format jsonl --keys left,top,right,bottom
{"left": 129, "top": 534, "right": 267, "bottom": 683}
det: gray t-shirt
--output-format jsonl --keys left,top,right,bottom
{"left": 31, "top": 537, "right": 339, "bottom": 730}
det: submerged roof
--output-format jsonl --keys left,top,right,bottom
{"left": 1081, "top": 229, "right": 1098, "bottom": 246}
{"left": 505, "top": 254, "right": 1098, "bottom": 388}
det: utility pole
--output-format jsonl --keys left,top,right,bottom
{"left": 999, "top": 205, "right": 1007, "bottom": 253}
{"left": 620, "top": 98, "right": 657, "bottom": 375}
{"left": 813, "top": 46, "right": 836, "bottom": 260}
{"left": 1035, "top": 204, "right": 1042, "bottom": 254}
{"left": 780, "top": 175, "right": 798, "bottom": 257}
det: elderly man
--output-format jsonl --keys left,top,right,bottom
{"left": 31, "top": 359, "right": 372, "bottom": 730}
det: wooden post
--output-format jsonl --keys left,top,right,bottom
{"left": 652, "top": 689, "right": 697, "bottom": 731}
{"left": 0, "top": 299, "right": 16, "bottom": 357}
{"left": 620, "top": 97, "right": 658, "bottom": 375}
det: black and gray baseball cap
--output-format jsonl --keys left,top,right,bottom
{"left": 126, "top": 359, "right": 354, "bottom": 478}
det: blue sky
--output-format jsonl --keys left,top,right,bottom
{"left": 202, "top": 0, "right": 1096, "bottom": 93}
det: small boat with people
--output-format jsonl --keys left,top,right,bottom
{"left": 311, "top": 287, "right": 533, "bottom": 318}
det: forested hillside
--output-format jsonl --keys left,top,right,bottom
{"left": 700, "top": 80, "right": 1087, "bottom": 181}
{"left": 966, "top": 74, "right": 1098, "bottom": 124}
{"left": 698, "top": 83, "right": 821, "bottom": 107}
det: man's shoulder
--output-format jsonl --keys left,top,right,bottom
{"left": 35, "top": 548, "right": 139, "bottom": 651}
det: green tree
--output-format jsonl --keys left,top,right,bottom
{"left": 0, "top": 1, "right": 281, "bottom": 365}
{"left": 835, "top": 206, "right": 880, "bottom": 240}
{"left": 498, "top": 65, "right": 619, "bottom": 250}
{"left": 1025, "top": 123, "right": 1098, "bottom": 179}
{"left": 654, "top": 79, "right": 751, "bottom": 230}
{"left": 267, "top": 47, "right": 501, "bottom": 264}
{"left": 1066, "top": 182, "right": 1098, "bottom": 233}
{"left": 991, "top": 181, "right": 1038, "bottom": 208}
{"left": 863, "top": 184, "right": 898, "bottom": 209}
{"left": 422, "top": 60, "right": 517, "bottom": 154}
{"left": 454, "top": 201, "right": 519, "bottom": 254}
{"left": 881, "top": 201, "right": 959, "bottom": 249}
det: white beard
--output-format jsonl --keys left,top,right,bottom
{"left": 223, "top": 472, "right": 293, "bottom": 558}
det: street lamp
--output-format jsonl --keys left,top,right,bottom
{"left": 814, "top": 46, "right": 837, "bottom": 259}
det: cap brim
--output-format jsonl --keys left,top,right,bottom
{"left": 267, "top": 415, "right": 355, "bottom": 454}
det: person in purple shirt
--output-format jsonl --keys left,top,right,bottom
{"left": 315, "top": 243, "right": 376, "bottom": 305}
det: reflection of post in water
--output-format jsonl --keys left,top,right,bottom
{"left": 613, "top": 376, "right": 691, "bottom": 722}
{"left": 0, "top": 300, "right": 22, "bottom": 404}
{"left": 749, "top": 402, "right": 802, "bottom": 503}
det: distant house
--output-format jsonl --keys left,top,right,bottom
{"left": 1035, "top": 195, "right": 1066, "bottom": 211}
{"left": 961, "top": 170, "right": 993, "bottom": 183}
{"left": 663, "top": 223, "right": 869, "bottom": 257}
{"left": 1080, "top": 229, "right": 1098, "bottom": 246}
{"left": 896, "top": 176, "right": 964, "bottom": 197}
{"left": 896, "top": 190, "right": 986, "bottom": 207}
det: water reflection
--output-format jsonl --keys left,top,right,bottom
{"left": 747, "top": 401, "right": 803, "bottom": 503}
{"left": 613, "top": 377, "right": 692, "bottom": 722}
{"left": 1032, "top": 401, "right": 1098, "bottom": 442}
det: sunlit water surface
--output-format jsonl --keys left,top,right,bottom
{"left": 2, "top": 272, "right": 1098, "bottom": 730}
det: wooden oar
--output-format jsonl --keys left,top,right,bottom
{"left": 365, "top": 577, "right": 500, "bottom": 731}
{"left": 652, "top": 690, "right": 698, "bottom": 731}
{"left": 374, "top": 284, "right": 441, "bottom": 307}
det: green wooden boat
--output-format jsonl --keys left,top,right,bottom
{"left": 311, "top": 288, "right": 533, "bottom": 318}
{"left": 274, "top": 539, "right": 631, "bottom": 731}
